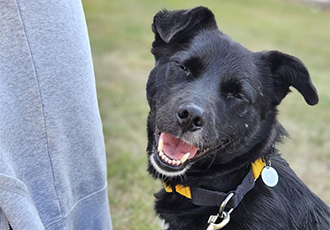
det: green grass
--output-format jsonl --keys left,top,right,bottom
{"left": 82, "top": 0, "right": 330, "bottom": 229}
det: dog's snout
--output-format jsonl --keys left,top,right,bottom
{"left": 177, "top": 104, "right": 205, "bottom": 132}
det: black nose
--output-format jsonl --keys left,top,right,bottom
{"left": 177, "top": 104, "right": 205, "bottom": 132}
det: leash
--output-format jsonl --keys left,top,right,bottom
{"left": 156, "top": 158, "right": 279, "bottom": 229}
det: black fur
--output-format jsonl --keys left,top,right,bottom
{"left": 146, "top": 6, "right": 329, "bottom": 229}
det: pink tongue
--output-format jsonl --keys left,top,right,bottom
{"left": 160, "top": 132, "right": 199, "bottom": 160}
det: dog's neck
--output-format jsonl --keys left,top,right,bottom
{"left": 160, "top": 157, "right": 265, "bottom": 213}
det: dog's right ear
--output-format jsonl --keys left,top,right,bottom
{"left": 261, "top": 51, "right": 319, "bottom": 106}
{"left": 151, "top": 6, "right": 217, "bottom": 61}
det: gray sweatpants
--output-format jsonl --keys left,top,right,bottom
{"left": 0, "top": 0, "right": 112, "bottom": 229}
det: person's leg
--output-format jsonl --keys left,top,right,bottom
{"left": 0, "top": 0, "right": 112, "bottom": 229}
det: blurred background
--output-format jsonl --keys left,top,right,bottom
{"left": 82, "top": 0, "right": 329, "bottom": 229}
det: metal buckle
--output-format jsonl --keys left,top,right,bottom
{"left": 206, "top": 193, "right": 234, "bottom": 230}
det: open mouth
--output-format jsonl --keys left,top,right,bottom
{"left": 152, "top": 132, "right": 209, "bottom": 172}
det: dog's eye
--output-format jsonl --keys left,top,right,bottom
{"left": 220, "top": 80, "right": 245, "bottom": 101}
{"left": 225, "top": 93, "right": 243, "bottom": 100}
{"left": 174, "top": 61, "right": 189, "bottom": 75}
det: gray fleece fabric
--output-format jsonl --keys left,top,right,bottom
{"left": 0, "top": 0, "right": 112, "bottom": 229}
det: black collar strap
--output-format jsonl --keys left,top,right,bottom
{"left": 189, "top": 168, "right": 255, "bottom": 209}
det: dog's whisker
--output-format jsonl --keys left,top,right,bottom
{"left": 206, "top": 150, "right": 217, "bottom": 170}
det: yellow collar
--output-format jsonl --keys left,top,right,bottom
{"left": 163, "top": 157, "right": 265, "bottom": 199}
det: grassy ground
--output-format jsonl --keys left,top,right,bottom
{"left": 82, "top": 0, "right": 330, "bottom": 229}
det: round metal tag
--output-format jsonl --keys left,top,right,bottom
{"left": 261, "top": 166, "right": 279, "bottom": 187}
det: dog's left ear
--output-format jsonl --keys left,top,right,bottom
{"left": 151, "top": 7, "right": 217, "bottom": 61}
{"left": 152, "top": 6, "right": 217, "bottom": 43}
{"left": 261, "top": 51, "right": 318, "bottom": 106}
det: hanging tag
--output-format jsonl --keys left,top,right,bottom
{"left": 261, "top": 166, "right": 279, "bottom": 187}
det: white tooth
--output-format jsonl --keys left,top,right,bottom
{"left": 168, "top": 160, "right": 173, "bottom": 165}
{"left": 165, "top": 158, "right": 169, "bottom": 163}
{"left": 158, "top": 138, "right": 163, "bottom": 152}
{"left": 180, "top": 152, "right": 190, "bottom": 164}
{"left": 161, "top": 155, "right": 166, "bottom": 160}
{"left": 175, "top": 160, "right": 180, "bottom": 166}
{"left": 159, "top": 151, "right": 164, "bottom": 157}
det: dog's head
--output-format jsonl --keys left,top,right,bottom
{"left": 146, "top": 6, "right": 318, "bottom": 180}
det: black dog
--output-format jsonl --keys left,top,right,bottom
{"left": 146, "top": 6, "right": 330, "bottom": 230}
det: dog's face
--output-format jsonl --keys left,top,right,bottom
{"left": 146, "top": 7, "right": 318, "bottom": 179}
